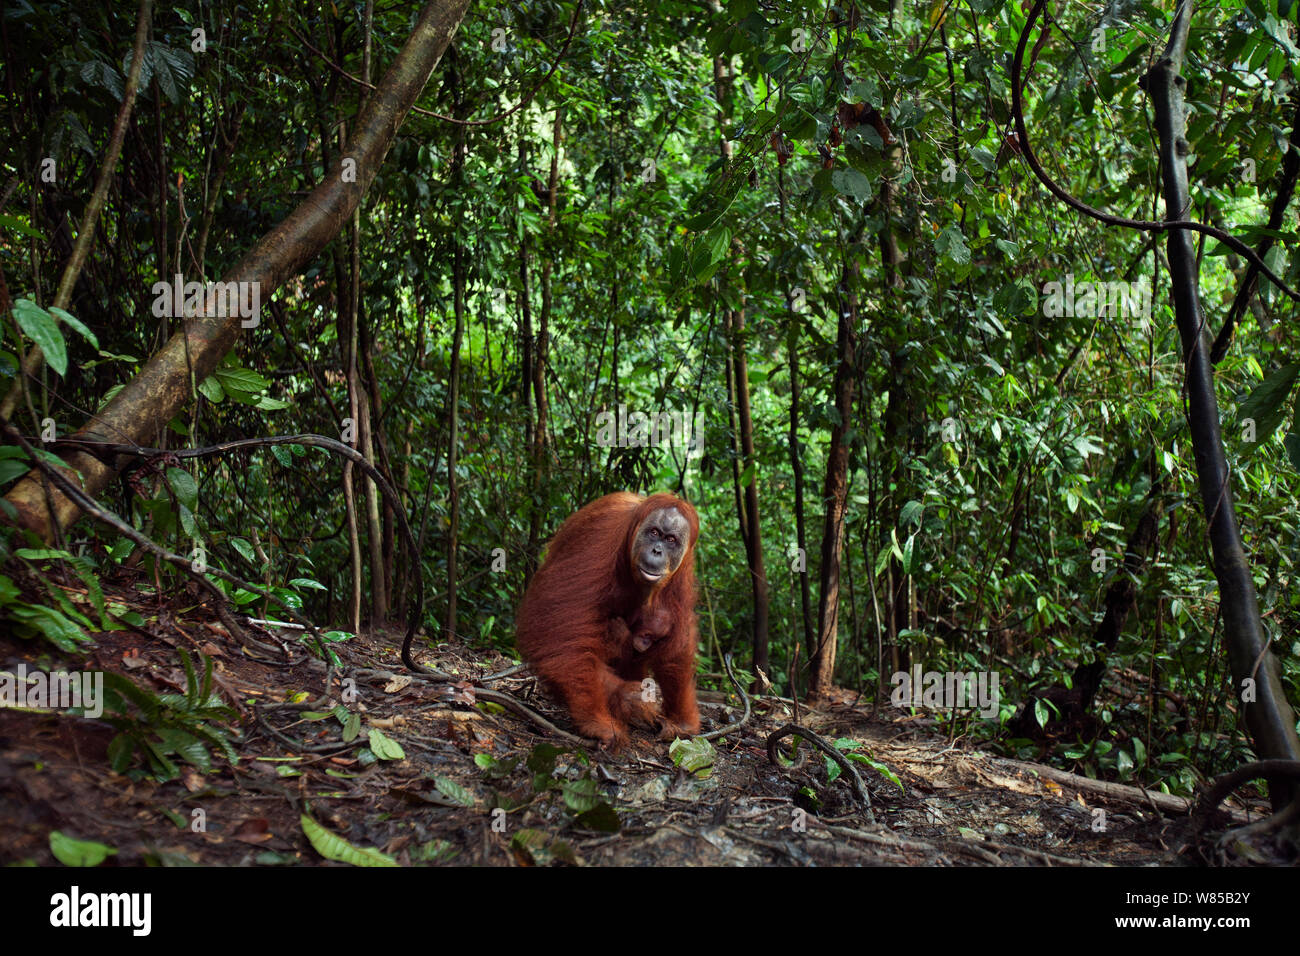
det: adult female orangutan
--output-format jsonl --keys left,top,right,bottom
{"left": 515, "top": 492, "right": 700, "bottom": 749}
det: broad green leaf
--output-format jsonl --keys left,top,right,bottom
{"left": 367, "top": 728, "right": 405, "bottom": 761}
{"left": 197, "top": 375, "right": 224, "bottom": 402}
{"left": 830, "top": 167, "right": 873, "bottom": 201}
{"left": 561, "top": 778, "right": 604, "bottom": 813}
{"left": 300, "top": 815, "right": 396, "bottom": 867}
{"left": 49, "top": 830, "right": 117, "bottom": 867}
{"left": 668, "top": 736, "right": 715, "bottom": 776}
{"left": 213, "top": 366, "right": 270, "bottom": 396}
{"left": 13, "top": 299, "right": 67, "bottom": 376}
{"left": 48, "top": 307, "right": 98, "bottom": 349}
{"left": 434, "top": 777, "right": 476, "bottom": 807}
{"left": 231, "top": 537, "right": 256, "bottom": 564}
{"left": 166, "top": 467, "right": 198, "bottom": 511}
{"left": 1238, "top": 362, "right": 1300, "bottom": 450}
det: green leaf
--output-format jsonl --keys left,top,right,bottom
{"left": 49, "top": 830, "right": 118, "bottom": 867}
{"left": 1034, "top": 698, "right": 1049, "bottom": 728}
{"left": 0, "top": 213, "right": 44, "bottom": 241}
{"left": 213, "top": 366, "right": 269, "bottom": 396}
{"left": 231, "top": 537, "right": 256, "bottom": 564}
{"left": 15, "top": 547, "right": 76, "bottom": 561}
{"left": 824, "top": 753, "right": 843, "bottom": 783}
{"left": 155, "top": 728, "right": 211, "bottom": 772}
{"left": 847, "top": 752, "right": 905, "bottom": 790}
{"left": 475, "top": 752, "right": 519, "bottom": 780}
{"left": 830, "top": 167, "right": 873, "bottom": 201}
{"left": 48, "top": 307, "right": 98, "bottom": 349}
{"left": 300, "top": 815, "right": 397, "bottom": 867}
{"left": 935, "top": 227, "right": 971, "bottom": 265}
{"left": 1239, "top": 362, "right": 1300, "bottom": 450}
{"left": 367, "top": 727, "right": 406, "bottom": 761}
{"left": 526, "top": 743, "right": 566, "bottom": 777}
{"left": 433, "top": 776, "right": 476, "bottom": 807}
{"left": 0, "top": 458, "right": 27, "bottom": 484}
{"left": 705, "top": 224, "right": 732, "bottom": 265}
{"left": 13, "top": 299, "right": 67, "bottom": 376}
{"left": 10, "top": 603, "right": 90, "bottom": 651}
{"left": 342, "top": 711, "right": 361, "bottom": 743}
{"left": 197, "top": 375, "right": 224, "bottom": 402}
{"left": 561, "top": 777, "right": 604, "bottom": 813}
{"left": 166, "top": 467, "right": 198, "bottom": 511}
{"left": 668, "top": 736, "right": 715, "bottom": 776}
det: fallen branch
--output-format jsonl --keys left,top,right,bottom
{"left": 702, "top": 653, "right": 751, "bottom": 741}
{"left": 767, "top": 722, "right": 875, "bottom": 822}
{"left": 1187, "top": 758, "right": 1300, "bottom": 843}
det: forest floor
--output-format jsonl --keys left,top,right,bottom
{"left": 0, "top": 587, "right": 1259, "bottom": 867}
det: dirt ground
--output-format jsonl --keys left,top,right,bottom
{"left": 0, "top": 596, "right": 1266, "bottom": 867}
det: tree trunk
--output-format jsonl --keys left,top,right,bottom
{"left": 1144, "top": 1, "right": 1300, "bottom": 807}
{"left": 1009, "top": 478, "right": 1164, "bottom": 737}
{"left": 810, "top": 250, "right": 860, "bottom": 696}
{"left": 2, "top": 0, "right": 472, "bottom": 540}
{"left": 777, "top": 167, "right": 814, "bottom": 657}
{"left": 876, "top": 143, "right": 910, "bottom": 677}
{"left": 526, "top": 106, "right": 561, "bottom": 581}
{"left": 730, "top": 308, "right": 771, "bottom": 677}
{"left": 712, "top": 50, "right": 770, "bottom": 677}
{"left": 445, "top": 51, "right": 467, "bottom": 643}
{"left": 519, "top": 135, "right": 538, "bottom": 588}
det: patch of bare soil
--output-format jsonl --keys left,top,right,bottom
{"left": 0, "top": 593, "right": 1255, "bottom": 867}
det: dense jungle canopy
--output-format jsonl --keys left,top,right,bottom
{"left": 3, "top": 0, "right": 1300, "bottom": 868}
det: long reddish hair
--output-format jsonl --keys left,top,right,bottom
{"left": 516, "top": 492, "right": 699, "bottom": 663}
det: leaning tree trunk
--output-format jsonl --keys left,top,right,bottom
{"left": 2, "top": 0, "right": 471, "bottom": 540}
{"left": 1145, "top": 1, "right": 1300, "bottom": 808}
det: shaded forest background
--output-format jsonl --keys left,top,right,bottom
{"left": 3, "top": 0, "right": 1300, "bottom": 806}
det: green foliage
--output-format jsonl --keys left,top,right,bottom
{"left": 3, "top": 0, "right": 1299, "bottom": 802}
{"left": 0, "top": 543, "right": 129, "bottom": 652}
{"left": 100, "top": 649, "right": 239, "bottom": 783}
{"left": 829, "top": 738, "right": 903, "bottom": 791}
{"left": 668, "top": 735, "right": 715, "bottom": 777}
{"left": 483, "top": 743, "right": 620, "bottom": 835}
{"left": 49, "top": 830, "right": 117, "bottom": 867}
{"left": 300, "top": 814, "right": 397, "bottom": 867}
